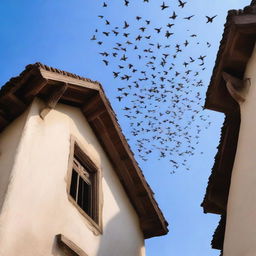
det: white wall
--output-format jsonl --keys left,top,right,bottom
{"left": 0, "top": 99, "right": 145, "bottom": 256}
{"left": 224, "top": 43, "right": 256, "bottom": 256}
{"left": 0, "top": 108, "right": 28, "bottom": 213}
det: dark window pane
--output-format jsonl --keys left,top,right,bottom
{"left": 78, "top": 177, "right": 92, "bottom": 216}
{"left": 70, "top": 170, "right": 78, "bottom": 201}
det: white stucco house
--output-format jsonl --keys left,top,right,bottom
{"left": 202, "top": 1, "right": 256, "bottom": 255}
{"left": 0, "top": 63, "right": 168, "bottom": 256}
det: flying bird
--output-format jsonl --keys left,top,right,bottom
{"left": 116, "top": 96, "right": 123, "bottom": 102}
{"left": 99, "top": 52, "right": 109, "bottom": 56}
{"left": 123, "top": 21, "right": 129, "bottom": 29}
{"left": 154, "top": 27, "right": 162, "bottom": 33}
{"left": 178, "top": 0, "right": 187, "bottom": 8}
{"left": 102, "top": 31, "right": 109, "bottom": 36}
{"left": 167, "top": 23, "right": 175, "bottom": 28}
{"left": 102, "top": 60, "right": 108, "bottom": 65}
{"left": 165, "top": 31, "right": 173, "bottom": 38}
{"left": 113, "top": 72, "right": 120, "bottom": 78}
{"left": 160, "top": 2, "right": 169, "bottom": 10}
{"left": 206, "top": 15, "right": 217, "bottom": 23}
{"left": 184, "top": 15, "right": 194, "bottom": 20}
{"left": 90, "top": 35, "right": 96, "bottom": 40}
{"left": 120, "top": 54, "right": 128, "bottom": 61}
{"left": 169, "top": 11, "right": 177, "bottom": 20}
{"left": 198, "top": 55, "right": 206, "bottom": 61}
{"left": 136, "top": 35, "right": 142, "bottom": 41}
{"left": 112, "top": 30, "right": 119, "bottom": 36}
{"left": 184, "top": 40, "right": 189, "bottom": 47}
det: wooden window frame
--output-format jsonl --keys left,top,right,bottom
{"left": 56, "top": 234, "right": 89, "bottom": 256}
{"left": 67, "top": 136, "right": 102, "bottom": 234}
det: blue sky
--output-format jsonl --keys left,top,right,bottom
{"left": 0, "top": 0, "right": 251, "bottom": 255}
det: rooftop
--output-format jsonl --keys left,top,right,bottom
{"left": 0, "top": 62, "right": 169, "bottom": 238}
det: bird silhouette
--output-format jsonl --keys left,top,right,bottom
{"left": 154, "top": 27, "right": 162, "bottom": 33}
{"left": 160, "top": 2, "right": 169, "bottom": 10}
{"left": 184, "top": 15, "right": 194, "bottom": 20}
{"left": 123, "top": 21, "right": 129, "bottom": 29}
{"left": 169, "top": 11, "right": 177, "bottom": 19}
{"left": 178, "top": 0, "right": 187, "bottom": 8}
{"left": 206, "top": 15, "right": 217, "bottom": 23}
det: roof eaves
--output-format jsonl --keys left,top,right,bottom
{"left": 205, "top": 4, "right": 256, "bottom": 113}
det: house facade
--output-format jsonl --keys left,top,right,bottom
{"left": 202, "top": 1, "right": 256, "bottom": 255}
{"left": 0, "top": 63, "right": 168, "bottom": 256}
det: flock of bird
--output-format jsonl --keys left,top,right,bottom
{"left": 90, "top": 1, "right": 217, "bottom": 173}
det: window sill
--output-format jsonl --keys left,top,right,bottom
{"left": 56, "top": 234, "right": 89, "bottom": 256}
{"left": 67, "top": 195, "right": 102, "bottom": 235}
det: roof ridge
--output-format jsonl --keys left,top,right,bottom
{"left": 25, "top": 62, "right": 101, "bottom": 85}
{"left": 1, "top": 62, "right": 103, "bottom": 97}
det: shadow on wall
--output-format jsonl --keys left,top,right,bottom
{"left": 96, "top": 211, "right": 145, "bottom": 256}
{"left": 52, "top": 235, "right": 79, "bottom": 256}
{"left": 51, "top": 212, "right": 144, "bottom": 256}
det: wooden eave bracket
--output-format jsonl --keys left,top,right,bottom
{"left": 222, "top": 72, "right": 251, "bottom": 103}
{"left": 40, "top": 83, "right": 68, "bottom": 119}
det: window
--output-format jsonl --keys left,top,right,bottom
{"left": 67, "top": 137, "right": 101, "bottom": 232}
{"left": 70, "top": 155, "right": 96, "bottom": 220}
{"left": 56, "top": 234, "right": 89, "bottom": 256}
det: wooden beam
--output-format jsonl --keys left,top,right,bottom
{"left": 229, "top": 32, "right": 256, "bottom": 64}
{"left": 40, "top": 83, "right": 68, "bottom": 119}
{"left": 23, "top": 77, "right": 48, "bottom": 100}
{"left": 82, "top": 94, "right": 106, "bottom": 121}
{"left": 5, "top": 94, "right": 26, "bottom": 110}
{"left": 234, "top": 14, "right": 256, "bottom": 25}
{"left": 0, "top": 93, "right": 27, "bottom": 118}
{"left": 39, "top": 68, "right": 100, "bottom": 91}
{"left": 6, "top": 68, "right": 39, "bottom": 95}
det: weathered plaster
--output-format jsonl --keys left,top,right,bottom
{"left": 0, "top": 108, "right": 29, "bottom": 213}
{"left": 224, "top": 43, "right": 256, "bottom": 256}
{"left": 0, "top": 98, "right": 145, "bottom": 256}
